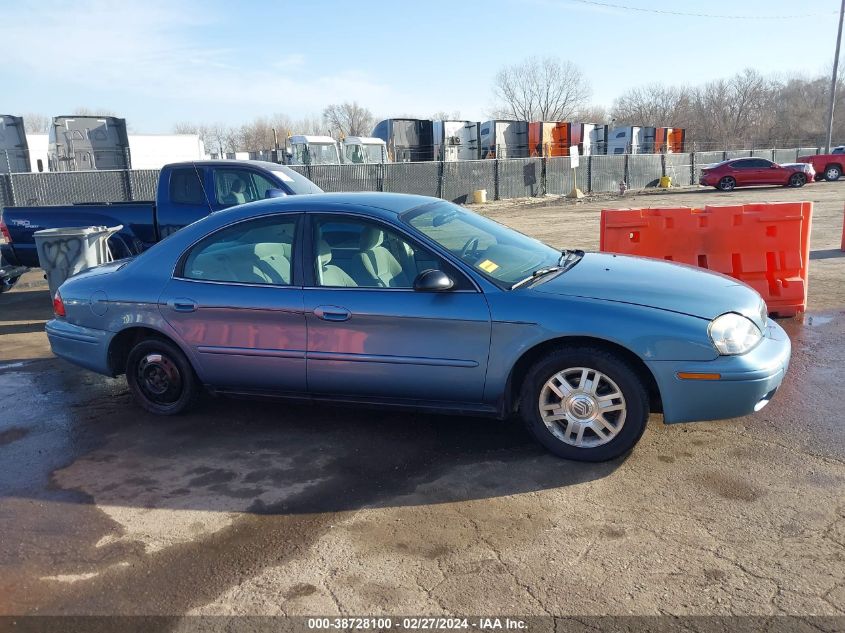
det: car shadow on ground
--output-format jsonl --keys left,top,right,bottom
{"left": 0, "top": 360, "right": 623, "bottom": 519}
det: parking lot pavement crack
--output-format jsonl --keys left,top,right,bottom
{"left": 456, "top": 506, "right": 553, "bottom": 617}
{"left": 324, "top": 576, "right": 345, "bottom": 616}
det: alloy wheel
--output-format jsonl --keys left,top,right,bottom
{"left": 538, "top": 367, "right": 627, "bottom": 448}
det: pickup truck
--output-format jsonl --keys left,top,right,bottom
{"left": 0, "top": 160, "right": 322, "bottom": 287}
{"left": 797, "top": 147, "right": 844, "bottom": 181}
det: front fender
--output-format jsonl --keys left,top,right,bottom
{"left": 484, "top": 293, "right": 715, "bottom": 404}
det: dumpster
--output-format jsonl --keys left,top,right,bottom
{"left": 33, "top": 225, "right": 123, "bottom": 297}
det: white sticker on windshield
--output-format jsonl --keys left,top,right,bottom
{"left": 277, "top": 172, "right": 294, "bottom": 182}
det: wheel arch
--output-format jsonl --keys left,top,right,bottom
{"left": 107, "top": 325, "right": 187, "bottom": 377}
{"left": 504, "top": 335, "right": 662, "bottom": 416}
{"left": 824, "top": 162, "right": 842, "bottom": 175}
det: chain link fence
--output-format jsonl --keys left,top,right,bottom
{"left": 0, "top": 145, "right": 829, "bottom": 210}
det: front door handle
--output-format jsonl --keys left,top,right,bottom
{"left": 313, "top": 305, "right": 350, "bottom": 322}
{"left": 167, "top": 298, "right": 198, "bottom": 313}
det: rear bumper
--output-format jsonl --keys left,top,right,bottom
{"left": 647, "top": 320, "right": 791, "bottom": 424}
{"left": 46, "top": 319, "right": 114, "bottom": 376}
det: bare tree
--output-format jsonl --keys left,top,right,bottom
{"left": 23, "top": 113, "right": 50, "bottom": 134}
{"left": 611, "top": 84, "right": 691, "bottom": 127}
{"left": 431, "top": 110, "right": 462, "bottom": 120}
{"left": 491, "top": 56, "right": 591, "bottom": 121}
{"left": 322, "top": 102, "right": 375, "bottom": 137}
{"left": 70, "top": 106, "right": 119, "bottom": 117}
{"left": 573, "top": 104, "right": 610, "bottom": 124}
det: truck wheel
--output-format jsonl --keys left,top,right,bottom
{"left": 0, "top": 276, "right": 20, "bottom": 293}
{"left": 825, "top": 165, "right": 842, "bottom": 181}
{"left": 518, "top": 347, "right": 649, "bottom": 462}
{"left": 717, "top": 176, "right": 736, "bottom": 191}
{"left": 788, "top": 173, "right": 807, "bottom": 188}
{"left": 126, "top": 338, "right": 199, "bottom": 415}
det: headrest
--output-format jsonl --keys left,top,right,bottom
{"left": 360, "top": 226, "right": 384, "bottom": 250}
{"left": 317, "top": 239, "right": 332, "bottom": 266}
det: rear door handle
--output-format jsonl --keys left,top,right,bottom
{"left": 167, "top": 298, "right": 198, "bottom": 313}
{"left": 313, "top": 305, "right": 350, "bottom": 322}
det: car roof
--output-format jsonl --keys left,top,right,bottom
{"left": 211, "top": 192, "right": 441, "bottom": 221}
{"left": 162, "top": 159, "right": 293, "bottom": 170}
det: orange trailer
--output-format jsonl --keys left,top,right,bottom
{"left": 655, "top": 127, "right": 685, "bottom": 153}
{"left": 529, "top": 122, "right": 573, "bottom": 157}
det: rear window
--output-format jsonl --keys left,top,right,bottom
{"left": 169, "top": 168, "right": 206, "bottom": 205}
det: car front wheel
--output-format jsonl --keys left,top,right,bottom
{"left": 825, "top": 165, "right": 842, "bottom": 181}
{"left": 788, "top": 173, "right": 807, "bottom": 187}
{"left": 126, "top": 338, "right": 199, "bottom": 415}
{"left": 717, "top": 176, "right": 736, "bottom": 191}
{"left": 519, "top": 347, "right": 649, "bottom": 461}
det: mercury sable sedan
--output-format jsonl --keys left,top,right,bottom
{"left": 46, "top": 193, "right": 791, "bottom": 461}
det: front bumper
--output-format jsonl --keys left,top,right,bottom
{"left": 647, "top": 320, "right": 791, "bottom": 424}
{"left": 46, "top": 319, "right": 114, "bottom": 376}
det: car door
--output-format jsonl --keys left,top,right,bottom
{"left": 211, "top": 167, "right": 283, "bottom": 211}
{"left": 729, "top": 159, "right": 756, "bottom": 186}
{"left": 303, "top": 213, "right": 492, "bottom": 404}
{"left": 750, "top": 158, "right": 778, "bottom": 184}
{"left": 159, "top": 213, "right": 307, "bottom": 393}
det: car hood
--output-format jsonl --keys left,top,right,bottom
{"left": 531, "top": 252, "right": 764, "bottom": 323}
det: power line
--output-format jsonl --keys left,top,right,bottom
{"left": 567, "top": 0, "right": 837, "bottom": 20}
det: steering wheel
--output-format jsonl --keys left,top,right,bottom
{"left": 460, "top": 237, "right": 479, "bottom": 260}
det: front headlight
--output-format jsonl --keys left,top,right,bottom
{"left": 709, "top": 313, "right": 762, "bottom": 355}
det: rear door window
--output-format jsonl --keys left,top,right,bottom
{"left": 169, "top": 168, "right": 206, "bottom": 205}
{"left": 181, "top": 215, "right": 299, "bottom": 286}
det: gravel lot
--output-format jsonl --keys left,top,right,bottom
{"left": 0, "top": 182, "right": 843, "bottom": 626}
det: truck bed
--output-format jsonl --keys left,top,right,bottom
{"left": 1, "top": 201, "right": 157, "bottom": 268}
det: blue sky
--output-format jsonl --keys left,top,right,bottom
{"left": 3, "top": 0, "right": 841, "bottom": 132}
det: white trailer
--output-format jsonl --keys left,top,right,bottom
{"left": 128, "top": 134, "right": 205, "bottom": 169}
{"left": 341, "top": 136, "right": 387, "bottom": 163}
{"left": 288, "top": 135, "right": 340, "bottom": 165}
{"left": 607, "top": 126, "right": 657, "bottom": 154}
{"left": 432, "top": 121, "right": 480, "bottom": 161}
{"left": 479, "top": 120, "right": 529, "bottom": 159}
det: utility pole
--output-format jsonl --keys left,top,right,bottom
{"left": 825, "top": 0, "right": 845, "bottom": 153}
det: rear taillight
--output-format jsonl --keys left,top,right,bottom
{"left": 53, "top": 291, "right": 66, "bottom": 317}
{"left": 0, "top": 219, "right": 10, "bottom": 244}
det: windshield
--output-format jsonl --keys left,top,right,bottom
{"left": 309, "top": 143, "right": 339, "bottom": 165}
{"left": 267, "top": 164, "right": 324, "bottom": 194}
{"left": 400, "top": 201, "right": 561, "bottom": 288}
{"left": 364, "top": 144, "right": 384, "bottom": 163}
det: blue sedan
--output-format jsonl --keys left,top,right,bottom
{"left": 46, "top": 193, "right": 791, "bottom": 461}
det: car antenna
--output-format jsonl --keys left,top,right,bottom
{"left": 192, "top": 161, "right": 214, "bottom": 214}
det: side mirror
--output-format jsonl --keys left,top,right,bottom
{"left": 265, "top": 188, "right": 287, "bottom": 199}
{"left": 771, "top": 164, "right": 780, "bottom": 168}
{"left": 413, "top": 269, "right": 454, "bottom": 292}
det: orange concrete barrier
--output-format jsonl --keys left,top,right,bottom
{"left": 600, "top": 202, "right": 813, "bottom": 317}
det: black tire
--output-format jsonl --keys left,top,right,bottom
{"left": 518, "top": 347, "right": 649, "bottom": 462}
{"left": 126, "top": 338, "right": 198, "bottom": 415}
{"left": 788, "top": 173, "right": 807, "bottom": 188}
{"left": 717, "top": 176, "right": 736, "bottom": 191}
{"left": 824, "top": 165, "right": 842, "bottom": 181}
{"left": 0, "top": 276, "right": 19, "bottom": 293}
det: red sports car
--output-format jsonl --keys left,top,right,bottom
{"left": 699, "top": 157, "right": 814, "bottom": 191}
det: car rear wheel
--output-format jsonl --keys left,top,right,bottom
{"left": 825, "top": 165, "right": 842, "bottom": 181}
{"left": 717, "top": 176, "right": 736, "bottom": 191}
{"left": 126, "top": 338, "right": 199, "bottom": 415}
{"left": 788, "top": 173, "right": 807, "bottom": 188}
{"left": 518, "top": 347, "right": 649, "bottom": 462}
